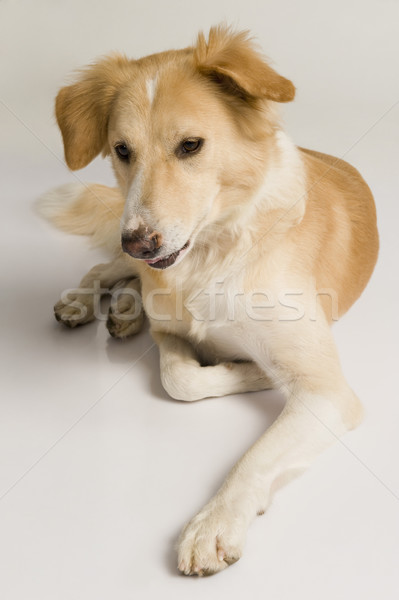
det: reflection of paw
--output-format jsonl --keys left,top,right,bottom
{"left": 106, "top": 279, "right": 144, "bottom": 339}
{"left": 54, "top": 295, "right": 94, "bottom": 328}
{"left": 178, "top": 500, "right": 246, "bottom": 576}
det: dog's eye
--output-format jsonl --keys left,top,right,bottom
{"left": 115, "top": 144, "right": 130, "bottom": 161}
{"left": 182, "top": 139, "right": 201, "bottom": 152}
{"left": 178, "top": 138, "right": 203, "bottom": 157}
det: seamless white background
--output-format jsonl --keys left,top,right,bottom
{"left": 1, "top": 1, "right": 398, "bottom": 598}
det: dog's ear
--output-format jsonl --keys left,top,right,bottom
{"left": 194, "top": 26, "right": 295, "bottom": 103}
{"left": 56, "top": 55, "right": 132, "bottom": 170}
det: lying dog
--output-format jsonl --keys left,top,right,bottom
{"left": 38, "top": 26, "right": 379, "bottom": 576}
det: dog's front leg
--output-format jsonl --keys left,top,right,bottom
{"left": 153, "top": 331, "right": 272, "bottom": 401}
{"left": 177, "top": 323, "right": 363, "bottom": 576}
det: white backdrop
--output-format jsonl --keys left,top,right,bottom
{"left": 1, "top": 1, "right": 398, "bottom": 599}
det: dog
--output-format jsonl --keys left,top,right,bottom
{"left": 38, "top": 25, "right": 379, "bottom": 576}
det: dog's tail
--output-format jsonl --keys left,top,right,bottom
{"left": 36, "top": 182, "right": 124, "bottom": 253}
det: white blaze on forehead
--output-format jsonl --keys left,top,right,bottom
{"left": 146, "top": 74, "right": 158, "bottom": 106}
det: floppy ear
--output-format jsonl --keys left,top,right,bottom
{"left": 56, "top": 55, "right": 132, "bottom": 170}
{"left": 194, "top": 26, "right": 295, "bottom": 103}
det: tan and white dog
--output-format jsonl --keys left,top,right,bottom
{"left": 38, "top": 26, "right": 379, "bottom": 576}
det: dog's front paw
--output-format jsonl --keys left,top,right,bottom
{"left": 106, "top": 305, "right": 144, "bottom": 338}
{"left": 177, "top": 500, "right": 246, "bottom": 576}
{"left": 54, "top": 294, "right": 95, "bottom": 327}
{"left": 106, "top": 278, "right": 144, "bottom": 339}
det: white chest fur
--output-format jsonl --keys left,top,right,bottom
{"left": 186, "top": 276, "right": 255, "bottom": 362}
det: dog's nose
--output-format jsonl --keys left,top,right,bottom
{"left": 121, "top": 226, "right": 163, "bottom": 259}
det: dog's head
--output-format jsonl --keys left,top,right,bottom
{"left": 56, "top": 26, "right": 295, "bottom": 269}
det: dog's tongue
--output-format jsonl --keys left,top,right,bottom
{"left": 144, "top": 241, "right": 190, "bottom": 269}
{"left": 144, "top": 255, "right": 164, "bottom": 265}
{"left": 144, "top": 249, "right": 181, "bottom": 269}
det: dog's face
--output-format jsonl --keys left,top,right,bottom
{"left": 108, "top": 65, "right": 236, "bottom": 268}
{"left": 56, "top": 27, "right": 295, "bottom": 269}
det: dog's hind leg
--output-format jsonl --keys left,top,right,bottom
{"left": 54, "top": 255, "right": 139, "bottom": 328}
{"left": 153, "top": 332, "right": 272, "bottom": 401}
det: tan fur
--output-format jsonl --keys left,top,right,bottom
{"left": 194, "top": 26, "right": 296, "bottom": 102}
{"left": 48, "top": 184, "right": 122, "bottom": 234}
{"left": 56, "top": 56, "right": 134, "bottom": 170}
{"left": 297, "top": 149, "right": 378, "bottom": 318}
{"left": 39, "top": 25, "right": 379, "bottom": 576}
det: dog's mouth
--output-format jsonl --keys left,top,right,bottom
{"left": 144, "top": 240, "right": 190, "bottom": 269}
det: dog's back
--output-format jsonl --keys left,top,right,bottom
{"left": 295, "top": 148, "right": 379, "bottom": 319}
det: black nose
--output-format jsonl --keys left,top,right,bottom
{"left": 121, "top": 226, "right": 163, "bottom": 259}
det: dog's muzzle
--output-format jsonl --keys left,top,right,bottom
{"left": 122, "top": 227, "right": 190, "bottom": 269}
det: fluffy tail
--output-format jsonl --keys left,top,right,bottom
{"left": 36, "top": 182, "right": 124, "bottom": 253}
